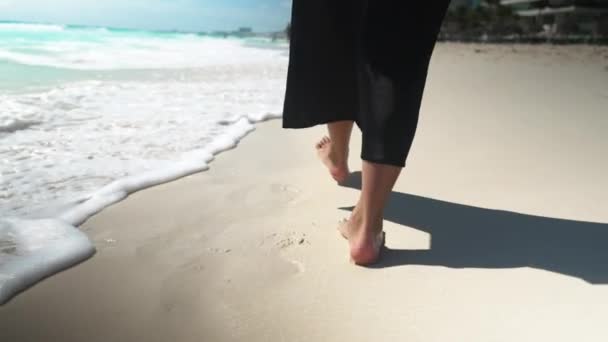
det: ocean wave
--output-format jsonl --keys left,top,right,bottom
{"left": 0, "top": 118, "right": 41, "bottom": 134}
{"left": 0, "top": 218, "right": 95, "bottom": 305}
{"left": 0, "top": 22, "right": 288, "bottom": 71}
{"left": 0, "top": 36, "right": 286, "bottom": 70}
{"left": 0, "top": 22, "right": 65, "bottom": 32}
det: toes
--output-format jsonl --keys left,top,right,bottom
{"left": 316, "top": 136, "right": 331, "bottom": 150}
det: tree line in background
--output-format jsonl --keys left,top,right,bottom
{"left": 441, "top": 2, "right": 608, "bottom": 43}
{"left": 442, "top": 1, "right": 524, "bottom": 39}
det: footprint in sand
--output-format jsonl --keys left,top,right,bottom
{"left": 270, "top": 231, "right": 309, "bottom": 250}
{"left": 205, "top": 247, "right": 232, "bottom": 254}
{"left": 288, "top": 259, "right": 306, "bottom": 273}
{"left": 227, "top": 183, "right": 301, "bottom": 209}
{"left": 270, "top": 183, "right": 301, "bottom": 204}
{"left": 181, "top": 258, "right": 205, "bottom": 272}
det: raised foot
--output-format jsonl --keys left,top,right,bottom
{"left": 315, "top": 136, "right": 349, "bottom": 184}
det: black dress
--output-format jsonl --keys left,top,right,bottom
{"left": 282, "top": 1, "right": 450, "bottom": 167}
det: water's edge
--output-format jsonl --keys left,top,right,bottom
{"left": 0, "top": 113, "right": 280, "bottom": 305}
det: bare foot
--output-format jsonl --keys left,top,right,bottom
{"left": 338, "top": 217, "right": 385, "bottom": 266}
{"left": 316, "top": 136, "right": 349, "bottom": 184}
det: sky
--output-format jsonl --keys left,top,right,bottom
{"left": 0, "top": 0, "right": 292, "bottom": 32}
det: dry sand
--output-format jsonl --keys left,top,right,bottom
{"left": 1, "top": 43, "right": 608, "bottom": 341}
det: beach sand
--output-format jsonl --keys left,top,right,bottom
{"left": 2, "top": 43, "right": 608, "bottom": 341}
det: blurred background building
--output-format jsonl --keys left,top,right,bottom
{"left": 441, "top": 0, "right": 608, "bottom": 43}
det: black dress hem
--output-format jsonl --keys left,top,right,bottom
{"left": 282, "top": 115, "right": 357, "bottom": 129}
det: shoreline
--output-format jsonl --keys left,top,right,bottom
{"left": 0, "top": 114, "right": 279, "bottom": 305}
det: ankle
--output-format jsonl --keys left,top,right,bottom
{"left": 349, "top": 209, "right": 382, "bottom": 236}
{"left": 329, "top": 146, "right": 348, "bottom": 165}
{"left": 354, "top": 223, "right": 383, "bottom": 240}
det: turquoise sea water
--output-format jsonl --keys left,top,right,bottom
{"left": 0, "top": 22, "right": 163, "bottom": 88}
{"left": 0, "top": 21, "right": 285, "bottom": 92}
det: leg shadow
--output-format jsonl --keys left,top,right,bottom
{"left": 341, "top": 172, "right": 608, "bottom": 284}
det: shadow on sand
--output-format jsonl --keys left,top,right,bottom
{"left": 340, "top": 172, "right": 608, "bottom": 284}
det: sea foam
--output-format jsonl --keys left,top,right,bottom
{"left": 0, "top": 219, "right": 94, "bottom": 304}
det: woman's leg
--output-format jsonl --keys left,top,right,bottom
{"left": 340, "top": 161, "right": 401, "bottom": 265}
{"left": 316, "top": 120, "right": 354, "bottom": 183}
{"left": 336, "top": 2, "right": 450, "bottom": 265}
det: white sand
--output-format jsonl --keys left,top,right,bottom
{"left": 1, "top": 43, "right": 608, "bottom": 341}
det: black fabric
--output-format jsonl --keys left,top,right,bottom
{"left": 282, "top": 1, "right": 450, "bottom": 167}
